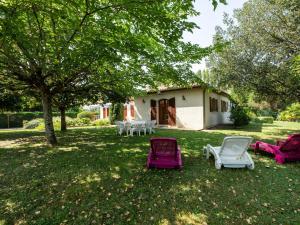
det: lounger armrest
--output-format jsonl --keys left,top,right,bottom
{"left": 206, "top": 144, "right": 221, "bottom": 163}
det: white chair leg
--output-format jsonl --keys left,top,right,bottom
{"left": 203, "top": 146, "right": 207, "bottom": 158}
{"left": 205, "top": 146, "right": 210, "bottom": 159}
{"left": 215, "top": 161, "right": 222, "bottom": 170}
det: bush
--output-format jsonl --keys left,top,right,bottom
{"left": 23, "top": 118, "right": 44, "bottom": 129}
{"left": 278, "top": 103, "right": 300, "bottom": 122}
{"left": 77, "top": 111, "right": 96, "bottom": 120}
{"left": 257, "top": 116, "right": 274, "bottom": 123}
{"left": 36, "top": 117, "right": 61, "bottom": 131}
{"left": 230, "top": 104, "right": 250, "bottom": 127}
{"left": 24, "top": 117, "right": 92, "bottom": 130}
{"left": 246, "top": 110, "right": 258, "bottom": 121}
{"left": 92, "top": 119, "right": 110, "bottom": 127}
{"left": 0, "top": 111, "right": 77, "bottom": 128}
{"left": 256, "top": 109, "right": 278, "bottom": 119}
{"left": 67, "top": 118, "right": 91, "bottom": 127}
{"left": 109, "top": 103, "right": 123, "bottom": 124}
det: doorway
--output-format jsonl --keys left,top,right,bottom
{"left": 158, "top": 97, "right": 176, "bottom": 126}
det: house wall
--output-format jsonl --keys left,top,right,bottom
{"left": 123, "top": 101, "right": 135, "bottom": 121}
{"left": 204, "top": 92, "right": 232, "bottom": 128}
{"left": 135, "top": 88, "right": 205, "bottom": 130}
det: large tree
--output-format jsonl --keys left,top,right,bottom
{"left": 0, "top": 0, "right": 221, "bottom": 145}
{"left": 207, "top": 0, "right": 300, "bottom": 106}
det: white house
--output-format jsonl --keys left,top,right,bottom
{"left": 133, "top": 86, "right": 232, "bottom": 130}
{"left": 97, "top": 101, "right": 136, "bottom": 121}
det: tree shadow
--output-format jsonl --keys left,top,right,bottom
{"left": 0, "top": 127, "right": 299, "bottom": 224}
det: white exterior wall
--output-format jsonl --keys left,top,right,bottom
{"left": 99, "top": 103, "right": 112, "bottom": 119}
{"left": 135, "top": 89, "right": 205, "bottom": 130}
{"left": 204, "top": 92, "right": 232, "bottom": 128}
{"left": 124, "top": 102, "right": 135, "bottom": 121}
{"left": 134, "top": 87, "right": 231, "bottom": 130}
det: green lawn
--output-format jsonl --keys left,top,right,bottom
{"left": 0, "top": 121, "right": 299, "bottom": 225}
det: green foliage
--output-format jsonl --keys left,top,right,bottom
{"left": 77, "top": 112, "right": 96, "bottom": 120}
{"left": 207, "top": 0, "right": 300, "bottom": 104}
{"left": 246, "top": 110, "right": 257, "bottom": 121}
{"left": 36, "top": 117, "right": 61, "bottom": 131}
{"left": 67, "top": 118, "right": 91, "bottom": 127}
{"left": 0, "top": 84, "right": 21, "bottom": 112}
{"left": 92, "top": 119, "right": 110, "bottom": 127}
{"left": 211, "top": 0, "right": 227, "bottom": 10}
{"left": 0, "top": 0, "right": 220, "bottom": 144}
{"left": 256, "top": 109, "right": 278, "bottom": 119}
{"left": 0, "top": 112, "right": 77, "bottom": 128}
{"left": 109, "top": 103, "right": 123, "bottom": 124}
{"left": 23, "top": 118, "right": 44, "bottom": 129}
{"left": 256, "top": 117, "right": 274, "bottom": 124}
{"left": 230, "top": 104, "right": 250, "bottom": 127}
{"left": 24, "top": 117, "right": 92, "bottom": 130}
{"left": 278, "top": 103, "right": 300, "bottom": 122}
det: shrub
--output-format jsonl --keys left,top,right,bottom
{"left": 67, "top": 118, "right": 91, "bottom": 127}
{"left": 0, "top": 111, "right": 77, "bottom": 128}
{"left": 109, "top": 103, "right": 123, "bottom": 124}
{"left": 230, "top": 104, "right": 250, "bottom": 127}
{"left": 256, "top": 109, "right": 278, "bottom": 119}
{"left": 92, "top": 119, "right": 110, "bottom": 127}
{"left": 23, "top": 118, "right": 44, "bottom": 129}
{"left": 36, "top": 117, "right": 61, "bottom": 131}
{"left": 246, "top": 110, "right": 258, "bottom": 121}
{"left": 257, "top": 116, "right": 274, "bottom": 123}
{"left": 77, "top": 111, "right": 96, "bottom": 120}
{"left": 278, "top": 103, "right": 300, "bottom": 122}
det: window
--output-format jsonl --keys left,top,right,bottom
{"left": 130, "top": 104, "right": 135, "bottom": 118}
{"left": 209, "top": 97, "right": 218, "bottom": 112}
{"left": 221, "top": 100, "right": 228, "bottom": 112}
{"left": 123, "top": 105, "right": 127, "bottom": 120}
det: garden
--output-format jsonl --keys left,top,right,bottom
{"left": 0, "top": 0, "right": 299, "bottom": 224}
{"left": 0, "top": 121, "right": 299, "bottom": 224}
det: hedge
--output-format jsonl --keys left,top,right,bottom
{"left": 257, "top": 116, "right": 274, "bottom": 124}
{"left": 0, "top": 111, "right": 78, "bottom": 128}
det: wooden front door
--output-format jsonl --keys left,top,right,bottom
{"left": 150, "top": 100, "right": 157, "bottom": 121}
{"left": 168, "top": 97, "right": 176, "bottom": 126}
{"left": 159, "top": 99, "right": 168, "bottom": 125}
{"left": 123, "top": 105, "right": 127, "bottom": 120}
{"left": 103, "top": 108, "right": 107, "bottom": 118}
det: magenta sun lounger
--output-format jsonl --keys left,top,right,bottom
{"left": 250, "top": 134, "right": 300, "bottom": 164}
{"left": 147, "top": 137, "right": 182, "bottom": 169}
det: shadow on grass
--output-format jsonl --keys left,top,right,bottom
{"left": 0, "top": 126, "right": 299, "bottom": 224}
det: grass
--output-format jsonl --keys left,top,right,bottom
{"left": 0, "top": 121, "right": 299, "bottom": 225}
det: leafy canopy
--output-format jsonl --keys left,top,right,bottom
{"left": 207, "top": 0, "right": 300, "bottom": 105}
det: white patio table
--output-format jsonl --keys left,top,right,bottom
{"left": 119, "top": 120, "right": 147, "bottom": 136}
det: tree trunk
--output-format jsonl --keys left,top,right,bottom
{"left": 42, "top": 93, "right": 57, "bottom": 146}
{"left": 60, "top": 107, "right": 67, "bottom": 132}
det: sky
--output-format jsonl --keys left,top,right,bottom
{"left": 183, "top": 0, "right": 248, "bottom": 72}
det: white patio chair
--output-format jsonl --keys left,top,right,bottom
{"left": 147, "top": 120, "right": 156, "bottom": 134}
{"left": 203, "top": 136, "right": 254, "bottom": 170}
{"left": 130, "top": 122, "right": 146, "bottom": 136}
{"left": 115, "top": 121, "right": 125, "bottom": 135}
{"left": 124, "top": 122, "right": 131, "bottom": 136}
{"left": 145, "top": 120, "right": 152, "bottom": 134}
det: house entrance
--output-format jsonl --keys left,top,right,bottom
{"left": 158, "top": 98, "right": 176, "bottom": 126}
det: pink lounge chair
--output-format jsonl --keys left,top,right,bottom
{"left": 147, "top": 138, "right": 182, "bottom": 169}
{"left": 250, "top": 134, "right": 300, "bottom": 164}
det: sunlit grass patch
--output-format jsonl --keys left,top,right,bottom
{"left": 0, "top": 121, "right": 299, "bottom": 224}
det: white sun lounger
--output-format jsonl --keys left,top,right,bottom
{"left": 204, "top": 136, "right": 254, "bottom": 170}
